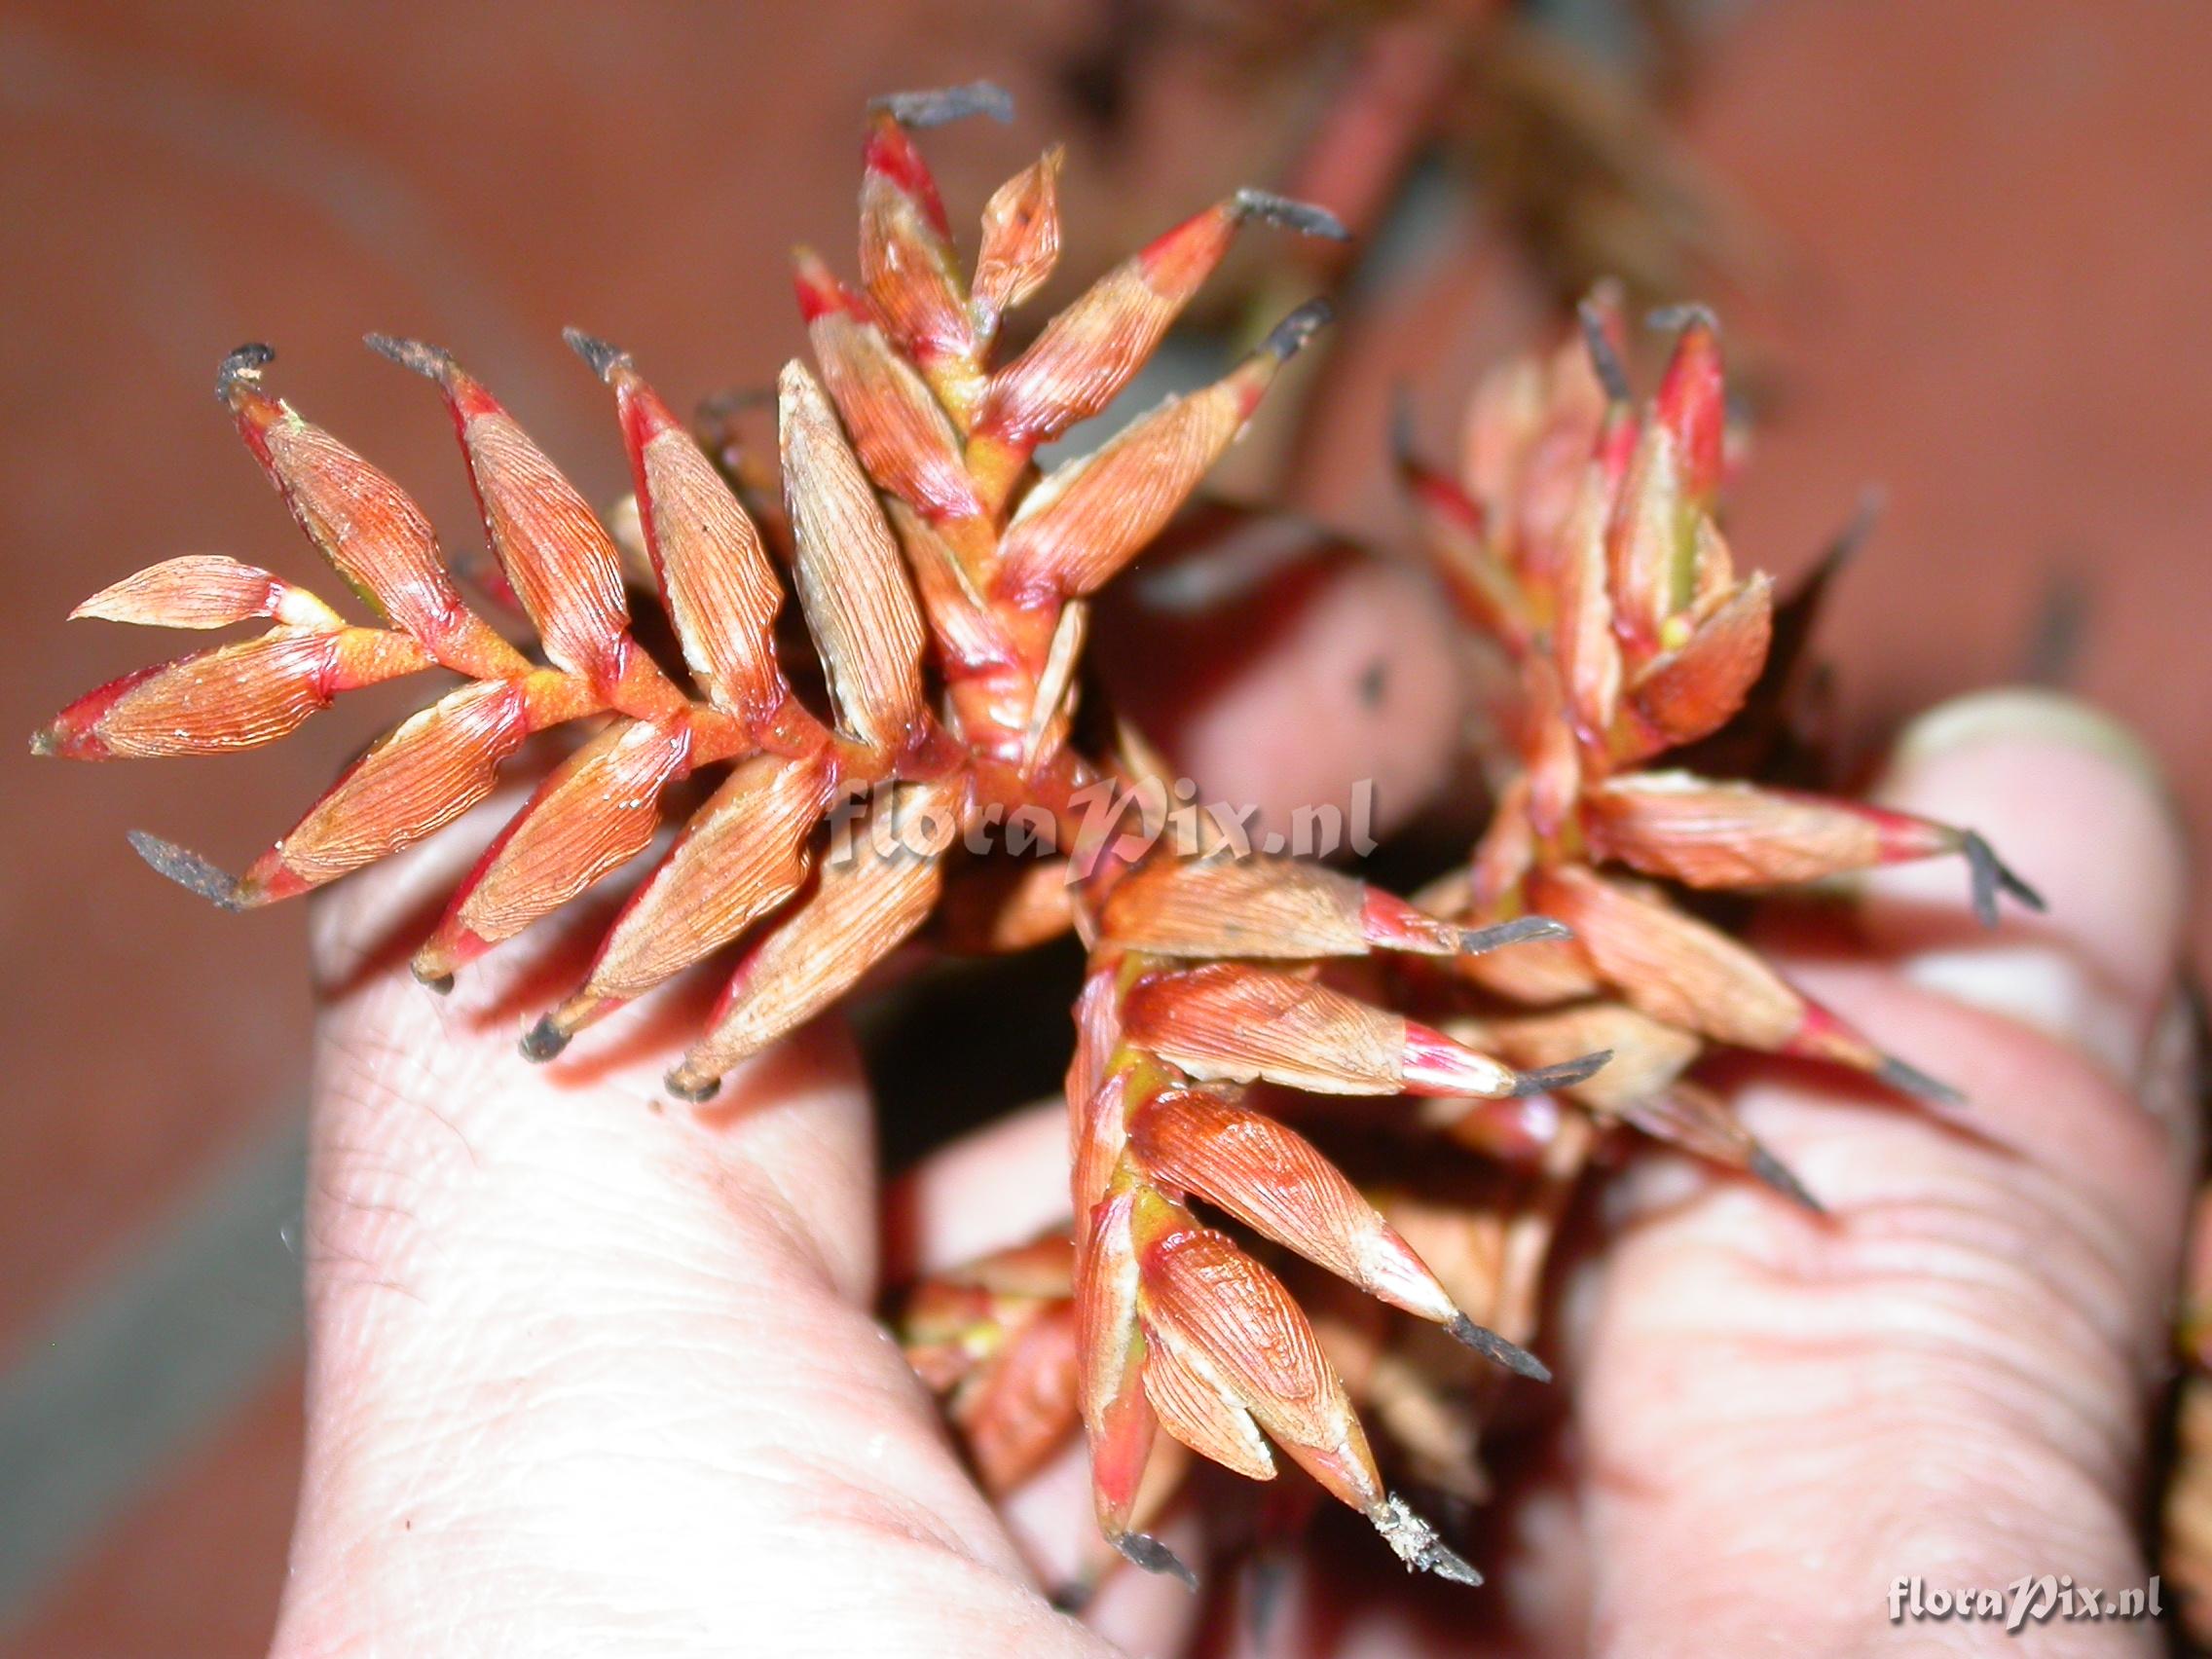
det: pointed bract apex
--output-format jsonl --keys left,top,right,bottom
{"left": 1372, "top": 1493, "right": 1482, "bottom": 1585}
{"left": 561, "top": 328, "right": 628, "bottom": 383}
{"left": 869, "top": 80, "right": 1014, "bottom": 129}
{"left": 1647, "top": 301, "right": 1720, "bottom": 336}
{"left": 518, "top": 1015, "right": 571, "bottom": 1062}
{"left": 1877, "top": 1053, "right": 1966, "bottom": 1107}
{"left": 790, "top": 245, "right": 855, "bottom": 323}
{"left": 1112, "top": 1530, "right": 1199, "bottom": 1592}
{"left": 127, "top": 830, "right": 247, "bottom": 912}
{"left": 1446, "top": 1313, "right": 1552, "bottom": 1382}
{"left": 362, "top": 333, "right": 455, "bottom": 382}
{"left": 1257, "top": 297, "right": 1333, "bottom": 364}
{"left": 664, "top": 1066, "right": 722, "bottom": 1105}
{"left": 1576, "top": 302, "right": 1632, "bottom": 405}
{"left": 1508, "top": 1049, "right": 1612, "bottom": 1097}
{"left": 1047, "top": 1578, "right": 1095, "bottom": 1615}
{"left": 214, "top": 343, "right": 275, "bottom": 405}
{"left": 1229, "top": 189, "right": 1349, "bottom": 241}
{"left": 1748, "top": 1145, "right": 1825, "bottom": 1215}
{"left": 1823, "top": 486, "right": 1885, "bottom": 572}
{"left": 1457, "top": 915, "right": 1571, "bottom": 955}
{"left": 1961, "top": 830, "right": 2046, "bottom": 928}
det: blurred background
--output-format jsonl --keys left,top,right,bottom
{"left": 3, "top": 0, "right": 2207, "bottom": 1650}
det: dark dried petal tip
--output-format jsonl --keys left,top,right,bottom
{"left": 1961, "top": 830, "right": 2046, "bottom": 928}
{"left": 1877, "top": 1053, "right": 1966, "bottom": 1107}
{"left": 869, "top": 81, "right": 1014, "bottom": 128}
{"left": 1748, "top": 1145, "right": 1825, "bottom": 1215}
{"left": 127, "top": 830, "right": 247, "bottom": 913}
{"left": 1446, "top": 1312, "right": 1552, "bottom": 1382}
{"left": 518, "top": 1016, "right": 572, "bottom": 1062}
{"left": 1457, "top": 915, "right": 1571, "bottom": 955}
{"left": 663, "top": 1067, "right": 722, "bottom": 1105}
{"left": 1242, "top": 1553, "right": 1292, "bottom": 1646}
{"left": 1576, "top": 301, "right": 1632, "bottom": 405}
{"left": 1257, "top": 298, "right": 1333, "bottom": 363}
{"left": 1647, "top": 301, "right": 1720, "bottom": 335}
{"left": 1823, "top": 486, "right": 1885, "bottom": 571}
{"left": 1387, "top": 383, "right": 1421, "bottom": 470}
{"left": 1373, "top": 1493, "right": 1482, "bottom": 1586}
{"left": 561, "top": 328, "right": 628, "bottom": 382}
{"left": 1229, "top": 189, "right": 1350, "bottom": 241}
{"left": 1112, "top": 1530, "right": 1199, "bottom": 1592}
{"left": 214, "top": 343, "right": 276, "bottom": 403}
{"left": 1047, "top": 1577, "right": 1096, "bottom": 1615}
{"left": 363, "top": 333, "right": 455, "bottom": 381}
{"left": 1509, "top": 1049, "right": 1612, "bottom": 1097}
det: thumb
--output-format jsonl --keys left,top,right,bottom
{"left": 1570, "top": 689, "right": 2194, "bottom": 1655}
{"left": 273, "top": 806, "right": 1094, "bottom": 1658}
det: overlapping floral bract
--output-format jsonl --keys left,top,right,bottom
{"left": 36, "top": 89, "right": 2036, "bottom": 1593}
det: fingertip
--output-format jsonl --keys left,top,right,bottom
{"left": 1090, "top": 510, "right": 1462, "bottom": 838}
{"left": 882, "top": 1100, "right": 1069, "bottom": 1281}
{"left": 1862, "top": 688, "right": 2188, "bottom": 1079}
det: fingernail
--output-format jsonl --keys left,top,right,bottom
{"left": 1885, "top": 687, "right": 2169, "bottom": 800}
{"left": 1864, "top": 688, "right": 2188, "bottom": 1087}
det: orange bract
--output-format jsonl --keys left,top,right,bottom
{"left": 35, "top": 87, "right": 1583, "bottom": 1591}
{"left": 41, "top": 87, "right": 2041, "bottom": 1601}
{"left": 1396, "top": 290, "right": 2044, "bottom": 1187}
{"left": 903, "top": 291, "right": 2044, "bottom": 1594}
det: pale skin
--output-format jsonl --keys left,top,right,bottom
{"left": 270, "top": 557, "right": 2195, "bottom": 1657}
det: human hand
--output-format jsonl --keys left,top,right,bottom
{"left": 268, "top": 533, "right": 2194, "bottom": 1656}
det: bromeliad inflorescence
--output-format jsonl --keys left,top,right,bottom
{"left": 37, "top": 82, "right": 2047, "bottom": 1595}
{"left": 34, "top": 85, "right": 1611, "bottom": 1587}
{"left": 1389, "top": 291, "right": 2045, "bottom": 1191}
{"left": 895, "top": 279, "right": 2049, "bottom": 1586}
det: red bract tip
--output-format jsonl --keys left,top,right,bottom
{"left": 1399, "top": 1020, "right": 1524, "bottom": 1098}
{"left": 1135, "top": 201, "right": 1239, "bottom": 292}
{"left": 1654, "top": 306, "right": 1724, "bottom": 505}
{"left": 1576, "top": 299, "right": 1632, "bottom": 406}
{"left": 791, "top": 248, "right": 857, "bottom": 323}
{"left": 863, "top": 113, "right": 951, "bottom": 239}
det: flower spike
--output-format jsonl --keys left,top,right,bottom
{"left": 45, "top": 103, "right": 1931, "bottom": 1600}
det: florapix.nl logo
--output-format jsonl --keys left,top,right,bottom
{"left": 821, "top": 774, "right": 1382, "bottom": 875}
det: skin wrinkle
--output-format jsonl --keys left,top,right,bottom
{"left": 696, "top": 1097, "right": 879, "bottom": 1304}
{"left": 1586, "top": 1389, "right": 2140, "bottom": 1655}
{"left": 1579, "top": 1180, "right": 2176, "bottom": 1640}
{"left": 1740, "top": 990, "right": 2188, "bottom": 1342}
{"left": 1602, "top": 1101, "right": 2157, "bottom": 1409}
{"left": 286, "top": 947, "right": 1086, "bottom": 1655}
{"left": 1605, "top": 1289, "right": 2141, "bottom": 1493}
{"left": 288, "top": 1258, "right": 1080, "bottom": 1652}
{"left": 255, "top": 545, "right": 2180, "bottom": 1657}
{"left": 1696, "top": 1186, "right": 2148, "bottom": 1404}
{"left": 1587, "top": 1167, "right": 2156, "bottom": 1496}
{"left": 263, "top": 558, "right": 1472, "bottom": 1655}
{"left": 1577, "top": 681, "right": 2190, "bottom": 1655}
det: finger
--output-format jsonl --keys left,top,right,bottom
{"left": 1857, "top": 688, "right": 2188, "bottom": 1096}
{"left": 888, "top": 1107, "right": 1207, "bottom": 1653}
{"left": 1092, "top": 510, "right": 1465, "bottom": 836}
{"left": 886, "top": 1098, "right": 1069, "bottom": 1281}
{"left": 276, "top": 807, "right": 1105, "bottom": 1658}
{"left": 892, "top": 1107, "right": 1581, "bottom": 1656}
{"left": 1571, "top": 690, "right": 2194, "bottom": 1656}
